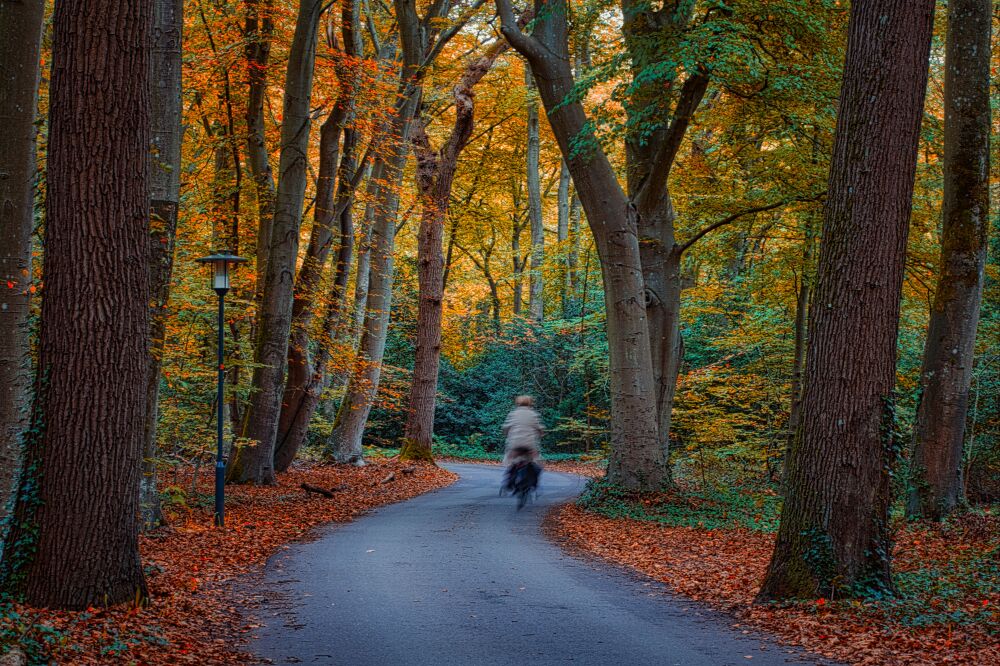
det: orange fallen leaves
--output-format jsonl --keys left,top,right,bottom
{"left": 4, "top": 460, "right": 456, "bottom": 664}
{"left": 549, "top": 504, "right": 1000, "bottom": 666}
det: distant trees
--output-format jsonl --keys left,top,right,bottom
{"left": 0, "top": 0, "right": 44, "bottom": 537}
{"left": 0, "top": 0, "right": 152, "bottom": 607}
{"left": 759, "top": 0, "right": 935, "bottom": 600}
{"left": 906, "top": 0, "right": 991, "bottom": 521}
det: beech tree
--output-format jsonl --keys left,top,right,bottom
{"left": 0, "top": 0, "right": 44, "bottom": 536}
{"left": 907, "top": 0, "right": 991, "bottom": 521}
{"left": 759, "top": 0, "right": 935, "bottom": 600}
{"left": 0, "top": 0, "right": 152, "bottom": 608}
{"left": 228, "top": 0, "right": 324, "bottom": 484}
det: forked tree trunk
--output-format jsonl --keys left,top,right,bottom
{"left": 0, "top": 0, "right": 44, "bottom": 541}
{"left": 759, "top": 0, "right": 935, "bottom": 600}
{"left": 0, "top": 0, "right": 151, "bottom": 608}
{"left": 228, "top": 0, "right": 323, "bottom": 485}
{"left": 400, "top": 40, "right": 511, "bottom": 462}
{"left": 142, "top": 0, "right": 185, "bottom": 530}
{"left": 907, "top": 0, "right": 991, "bottom": 521}
{"left": 498, "top": 0, "right": 665, "bottom": 490}
{"left": 274, "top": 0, "right": 362, "bottom": 472}
{"left": 525, "top": 66, "right": 544, "bottom": 322}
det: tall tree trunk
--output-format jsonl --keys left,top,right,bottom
{"left": 274, "top": 0, "right": 362, "bottom": 472}
{"left": 0, "top": 0, "right": 44, "bottom": 542}
{"left": 228, "top": 0, "right": 323, "bottom": 485}
{"left": 399, "top": 38, "right": 511, "bottom": 462}
{"left": 142, "top": 0, "right": 184, "bottom": 530}
{"left": 326, "top": 149, "right": 408, "bottom": 464}
{"left": 512, "top": 217, "right": 525, "bottom": 315}
{"left": 498, "top": 0, "right": 665, "bottom": 490}
{"left": 525, "top": 66, "right": 544, "bottom": 322}
{"left": 907, "top": 0, "right": 991, "bottom": 521}
{"left": 784, "top": 213, "right": 817, "bottom": 478}
{"left": 246, "top": 0, "right": 277, "bottom": 302}
{"left": 0, "top": 0, "right": 151, "bottom": 608}
{"left": 557, "top": 160, "right": 570, "bottom": 317}
{"left": 759, "top": 0, "right": 935, "bottom": 600}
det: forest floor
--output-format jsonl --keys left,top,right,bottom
{"left": 0, "top": 460, "right": 456, "bottom": 665}
{"left": 551, "top": 482, "right": 1000, "bottom": 666}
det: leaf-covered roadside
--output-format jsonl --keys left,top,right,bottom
{"left": 1, "top": 461, "right": 456, "bottom": 665}
{"left": 550, "top": 501, "right": 1000, "bottom": 666}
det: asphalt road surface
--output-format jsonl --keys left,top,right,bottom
{"left": 248, "top": 463, "right": 833, "bottom": 665}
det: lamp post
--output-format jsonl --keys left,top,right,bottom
{"left": 195, "top": 251, "right": 247, "bottom": 527}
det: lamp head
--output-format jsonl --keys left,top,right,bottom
{"left": 195, "top": 251, "right": 247, "bottom": 294}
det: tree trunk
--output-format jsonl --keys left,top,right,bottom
{"left": 142, "top": 0, "right": 184, "bottom": 530}
{"left": 0, "top": 0, "right": 44, "bottom": 543}
{"left": 498, "top": 0, "right": 665, "bottom": 490}
{"left": 907, "top": 0, "right": 990, "bottom": 521}
{"left": 273, "top": 0, "right": 361, "bottom": 472}
{"left": 325, "top": 149, "right": 408, "bottom": 464}
{"left": 512, "top": 218, "right": 525, "bottom": 315}
{"left": 0, "top": 0, "right": 151, "bottom": 608}
{"left": 759, "top": 0, "right": 935, "bottom": 600}
{"left": 400, "top": 39, "right": 511, "bottom": 462}
{"left": 245, "top": 0, "right": 277, "bottom": 302}
{"left": 784, "top": 215, "right": 817, "bottom": 478}
{"left": 228, "top": 0, "right": 323, "bottom": 485}
{"left": 525, "top": 66, "right": 544, "bottom": 323}
{"left": 557, "top": 160, "right": 570, "bottom": 316}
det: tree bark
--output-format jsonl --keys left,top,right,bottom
{"left": 557, "top": 160, "right": 570, "bottom": 316}
{"left": 142, "top": 0, "right": 185, "bottom": 530}
{"left": 400, "top": 38, "right": 511, "bottom": 462}
{"left": 525, "top": 66, "right": 544, "bottom": 322}
{"left": 273, "top": 0, "right": 362, "bottom": 472}
{"left": 228, "top": 0, "right": 323, "bottom": 485}
{"left": 907, "top": 0, "right": 991, "bottom": 521}
{"left": 0, "top": 0, "right": 44, "bottom": 542}
{"left": 498, "top": 0, "right": 665, "bottom": 490}
{"left": 245, "top": 0, "right": 277, "bottom": 302}
{"left": 759, "top": 0, "right": 935, "bottom": 600}
{"left": 0, "top": 0, "right": 151, "bottom": 608}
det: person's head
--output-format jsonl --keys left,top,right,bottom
{"left": 515, "top": 395, "right": 534, "bottom": 408}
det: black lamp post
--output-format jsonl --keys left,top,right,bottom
{"left": 195, "top": 250, "right": 247, "bottom": 527}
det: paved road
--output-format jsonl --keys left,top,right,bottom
{"left": 248, "top": 464, "right": 832, "bottom": 665}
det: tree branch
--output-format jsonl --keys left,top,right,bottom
{"left": 677, "top": 193, "right": 826, "bottom": 256}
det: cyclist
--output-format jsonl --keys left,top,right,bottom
{"left": 502, "top": 395, "right": 544, "bottom": 493}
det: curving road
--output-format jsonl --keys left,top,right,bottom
{"left": 247, "top": 464, "right": 832, "bottom": 665}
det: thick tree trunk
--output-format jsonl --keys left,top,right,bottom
{"left": 142, "top": 0, "right": 184, "bottom": 530}
{"left": 525, "top": 67, "right": 544, "bottom": 322}
{"left": 759, "top": 0, "right": 935, "bottom": 600}
{"left": 0, "top": 0, "right": 44, "bottom": 541}
{"left": 0, "top": 0, "right": 151, "bottom": 608}
{"left": 400, "top": 40, "right": 510, "bottom": 462}
{"left": 246, "top": 0, "right": 277, "bottom": 301}
{"left": 498, "top": 0, "right": 665, "bottom": 490}
{"left": 907, "top": 0, "right": 990, "bottom": 521}
{"left": 228, "top": 0, "right": 323, "bottom": 485}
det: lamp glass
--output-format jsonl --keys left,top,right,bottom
{"left": 212, "top": 259, "right": 230, "bottom": 291}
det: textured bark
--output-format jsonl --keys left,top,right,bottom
{"left": 228, "top": 0, "right": 323, "bottom": 485}
{"left": 400, "top": 38, "right": 510, "bottom": 462}
{"left": 0, "top": 0, "right": 43, "bottom": 539}
{"left": 245, "top": 0, "right": 277, "bottom": 302}
{"left": 498, "top": 0, "right": 665, "bottom": 490}
{"left": 274, "top": 0, "right": 362, "bottom": 472}
{"left": 142, "top": 0, "right": 184, "bottom": 530}
{"left": 0, "top": 0, "right": 151, "bottom": 608}
{"left": 759, "top": 0, "right": 935, "bottom": 600}
{"left": 907, "top": 0, "right": 991, "bottom": 521}
{"left": 525, "top": 66, "right": 544, "bottom": 323}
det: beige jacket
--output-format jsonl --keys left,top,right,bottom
{"left": 502, "top": 406, "right": 544, "bottom": 466}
